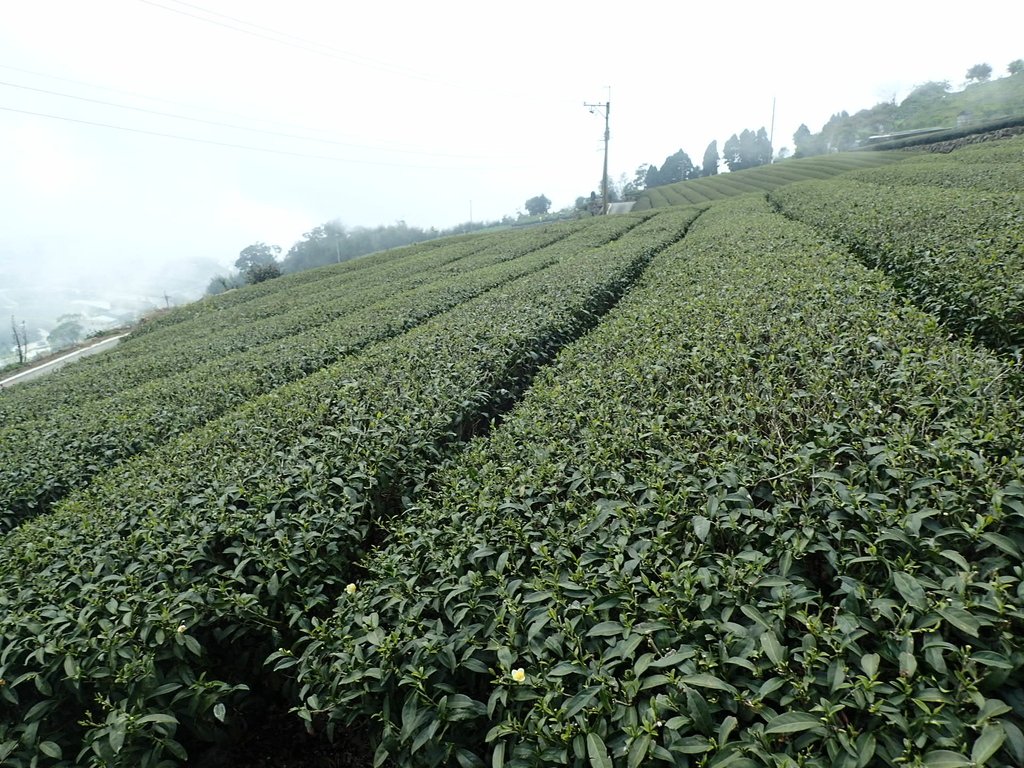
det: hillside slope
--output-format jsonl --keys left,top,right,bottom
{"left": 1, "top": 136, "right": 1023, "bottom": 767}
{"left": 633, "top": 150, "right": 906, "bottom": 210}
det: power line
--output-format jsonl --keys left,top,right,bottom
{"left": 0, "top": 104, "right": 534, "bottom": 170}
{"left": 134, "top": 0, "right": 454, "bottom": 88}
{"left": 133, "top": 0, "right": 580, "bottom": 108}
{"left": 0, "top": 78, "right": 492, "bottom": 159}
{"left": 0, "top": 61, "right": 445, "bottom": 148}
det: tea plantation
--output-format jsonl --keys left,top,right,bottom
{"left": 1, "top": 136, "right": 1023, "bottom": 767}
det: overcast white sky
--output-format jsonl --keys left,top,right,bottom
{"left": 1, "top": 0, "right": 1023, "bottom": 312}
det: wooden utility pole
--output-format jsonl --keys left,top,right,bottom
{"left": 585, "top": 92, "right": 611, "bottom": 215}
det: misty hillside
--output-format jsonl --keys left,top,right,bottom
{"left": 1, "top": 135, "right": 1024, "bottom": 767}
{"left": 633, "top": 150, "right": 907, "bottom": 210}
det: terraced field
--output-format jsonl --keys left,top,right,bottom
{"left": 1, "top": 136, "right": 1023, "bottom": 768}
{"left": 633, "top": 151, "right": 908, "bottom": 210}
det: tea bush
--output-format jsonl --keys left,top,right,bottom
{"left": 770, "top": 180, "right": 1024, "bottom": 351}
{"left": 0, "top": 220, "right": 634, "bottom": 529}
{"left": 296, "top": 196, "right": 1024, "bottom": 767}
{"left": 0, "top": 208, "right": 703, "bottom": 766}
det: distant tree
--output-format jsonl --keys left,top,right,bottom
{"left": 723, "top": 129, "right": 772, "bottom": 171}
{"left": 792, "top": 124, "right": 812, "bottom": 156}
{"left": 235, "top": 242, "right": 281, "bottom": 272}
{"left": 620, "top": 172, "right": 641, "bottom": 201}
{"left": 621, "top": 164, "right": 649, "bottom": 198}
{"left": 245, "top": 262, "right": 282, "bottom": 284}
{"left": 205, "top": 274, "right": 244, "bottom": 296}
{"left": 632, "top": 164, "right": 650, "bottom": 190}
{"left": 820, "top": 112, "right": 857, "bottom": 152}
{"left": 48, "top": 314, "right": 84, "bottom": 350}
{"left": 753, "top": 127, "right": 773, "bottom": 165}
{"left": 656, "top": 149, "right": 697, "bottom": 185}
{"left": 10, "top": 315, "right": 24, "bottom": 364}
{"left": 281, "top": 223, "right": 344, "bottom": 272}
{"left": 775, "top": 146, "right": 791, "bottom": 160}
{"left": 234, "top": 241, "right": 282, "bottom": 285}
{"left": 279, "top": 219, "right": 439, "bottom": 274}
{"left": 903, "top": 80, "right": 951, "bottom": 103}
{"left": 9, "top": 319, "right": 30, "bottom": 366}
{"left": 897, "top": 81, "right": 953, "bottom": 126}
{"left": 793, "top": 123, "right": 825, "bottom": 158}
{"left": 1008, "top": 59, "right": 1024, "bottom": 76}
{"left": 723, "top": 133, "right": 742, "bottom": 171}
{"left": 701, "top": 140, "right": 719, "bottom": 176}
{"left": 905, "top": 80, "right": 950, "bottom": 110}
{"left": 965, "top": 63, "right": 992, "bottom": 83}
{"left": 641, "top": 150, "right": 698, "bottom": 189}
{"left": 524, "top": 194, "right": 551, "bottom": 216}
{"left": 858, "top": 101, "right": 898, "bottom": 137}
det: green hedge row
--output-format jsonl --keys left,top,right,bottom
{"left": 0, "top": 219, "right": 640, "bottom": 530}
{"left": 123, "top": 232, "right": 484, "bottom": 340}
{"left": 908, "top": 135, "right": 1024, "bottom": 165}
{"left": 769, "top": 179, "right": 1024, "bottom": 351}
{"left": 843, "top": 161, "right": 1024, "bottom": 194}
{"left": 116, "top": 228, "right": 545, "bottom": 354}
{"left": 0, "top": 208, "right": 702, "bottom": 767}
{"left": 0, "top": 225, "right": 575, "bottom": 427}
{"left": 293, "top": 196, "right": 1024, "bottom": 767}
{"left": 635, "top": 152, "right": 907, "bottom": 211}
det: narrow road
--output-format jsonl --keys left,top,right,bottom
{"left": 0, "top": 333, "right": 129, "bottom": 389}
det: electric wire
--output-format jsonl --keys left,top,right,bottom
{"left": 134, "top": 0, "right": 451, "bottom": 87}
{"left": 0, "top": 61, "right": 453, "bottom": 148}
{"left": 134, "top": 0, "right": 580, "bottom": 108}
{"left": 0, "top": 79, "right": 495, "bottom": 159}
{"left": 0, "top": 104, "right": 540, "bottom": 170}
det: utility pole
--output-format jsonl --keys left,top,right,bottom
{"left": 585, "top": 90, "right": 611, "bottom": 215}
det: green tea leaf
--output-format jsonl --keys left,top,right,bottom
{"left": 108, "top": 720, "right": 127, "bottom": 754}
{"left": 922, "top": 750, "right": 970, "bottom": 768}
{"left": 680, "top": 673, "right": 737, "bottom": 694}
{"left": 764, "top": 712, "right": 824, "bottom": 735}
{"left": 38, "top": 742, "right": 62, "bottom": 759}
{"left": 587, "top": 621, "right": 624, "bottom": 637}
{"left": 586, "top": 732, "right": 612, "bottom": 768}
{"left": 760, "top": 632, "right": 784, "bottom": 666}
{"left": 860, "top": 653, "right": 880, "bottom": 678}
{"left": 627, "top": 734, "right": 650, "bottom": 768}
{"left": 564, "top": 686, "right": 601, "bottom": 718}
{"left": 938, "top": 607, "right": 980, "bottom": 637}
{"left": 972, "top": 723, "right": 1006, "bottom": 767}
{"left": 893, "top": 571, "right": 926, "bottom": 610}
